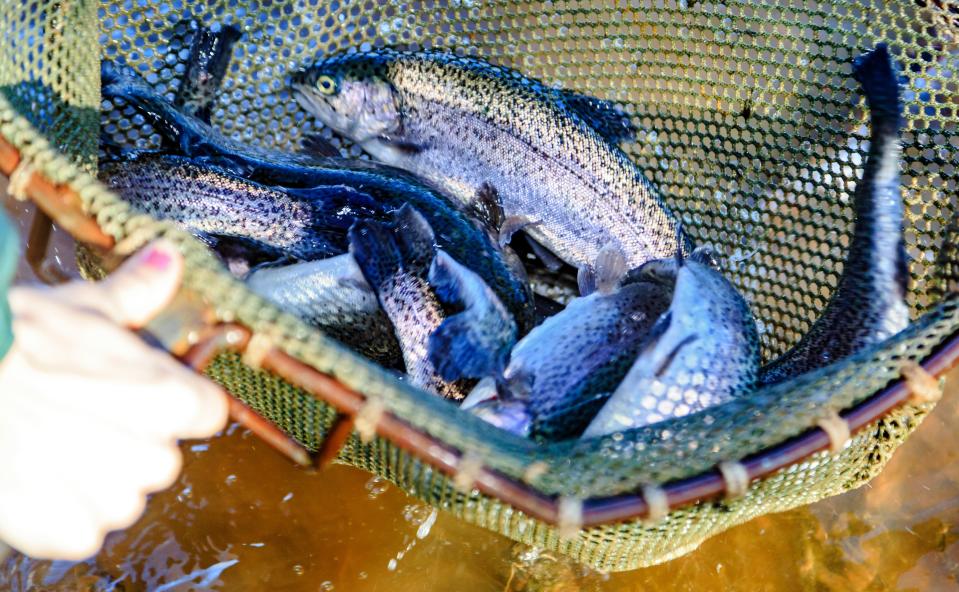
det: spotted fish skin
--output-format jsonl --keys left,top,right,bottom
{"left": 245, "top": 255, "right": 402, "bottom": 367}
{"left": 99, "top": 59, "right": 534, "bottom": 333}
{"left": 487, "top": 280, "right": 674, "bottom": 441}
{"left": 760, "top": 44, "right": 910, "bottom": 385}
{"left": 99, "top": 154, "right": 383, "bottom": 261}
{"left": 349, "top": 206, "right": 516, "bottom": 400}
{"left": 292, "top": 49, "right": 691, "bottom": 274}
{"left": 582, "top": 260, "right": 760, "bottom": 438}
{"left": 173, "top": 22, "right": 242, "bottom": 123}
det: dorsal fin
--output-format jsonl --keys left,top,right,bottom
{"left": 466, "top": 182, "right": 505, "bottom": 237}
{"left": 559, "top": 89, "right": 638, "bottom": 144}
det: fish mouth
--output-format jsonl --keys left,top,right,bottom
{"left": 292, "top": 83, "right": 341, "bottom": 130}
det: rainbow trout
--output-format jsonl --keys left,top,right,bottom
{"left": 349, "top": 205, "right": 517, "bottom": 400}
{"left": 245, "top": 255, "right": 401, "bottom": 367}
{"left": 468, "top": 259, "right": 674, "bottom": 441}
{"left": 760, "top": 44, "right": 910, "bottom": 385}
{"left": 291, "top": 50, "right": 691, "bottom": 286}
{"left": 100, "top": 59, "right": 535, "bottom": 332}
{"left": 99, "top": 153, "right": 384, "bottom": 262}
{"left": 582, "top": 255, "right": 760, "bottom": 437}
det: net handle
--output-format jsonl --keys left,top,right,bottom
{"left": 2, "top": 137, "right": 957, "bottom": 529}
{"left": 0, "top": 137, "right": 312, "bottom": 467}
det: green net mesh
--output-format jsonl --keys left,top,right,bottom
{"left": 2, "top": 0, "right": 957, "bottom": 571}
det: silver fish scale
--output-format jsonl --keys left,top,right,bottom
{"left": 379, "top": 53, "right": 684, "bottom": 270}
{"left": 246, "top": 256, "right": 401, "bottom": 367}
{"left": 584, "top": 261, "right": 760, "bottom": 436}
{"left": 99, "top": 158, "right": 314, "bottom": 251}
{"left": 505, "top": 281, "right": 674, "bottom": 437}
{"left": 380, "top": 273, "right": 465, "bottom": 400}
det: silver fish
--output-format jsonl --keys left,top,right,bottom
{"left": 760, "top": 44, "right": 910, "bottom": 385}
{"left": 245, "top": 255, "right": 401, "bottom": 367}
{"left": 292, "top": 50, "right": 690, "bottom": 281}
{"left": 582, "top": 257, "right": 760, "bottom": 437}
{"left": 100, "top": 59, "right": 536, "bottom": 333}
{"left": 349, "top": 205, "right": 517, "bottom": 400}
{"left": 467, "top": 255, "right": 674, "bottom": 441}
{"left": 99, "top": 153, "right": 384, "bottom": 262}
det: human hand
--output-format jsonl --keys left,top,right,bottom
{"left": 0, "top": 241, "right": 228, "bottom": 560}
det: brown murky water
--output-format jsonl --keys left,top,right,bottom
{"left": 2, "top": 195, "right": 959, "bottom": 591}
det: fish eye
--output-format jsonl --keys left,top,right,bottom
{"left": 316, "top": 75, "right": 337, "bottom": 95}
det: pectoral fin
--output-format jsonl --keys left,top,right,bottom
{"left": 577, "top": 264, "right": 596, "bottom": 296}
{"left": 299, "top": 132, "right": 342, "bottom": 158}
{"left": 594, "top": 244, "right": 628, "bottom": 294}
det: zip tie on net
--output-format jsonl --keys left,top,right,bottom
{"left": 718, "top": 460, "right": 750, "bottom": 500}
{"left": 816, "top": 410, "right": 851, "bottom": 454}
{"left": 354, "top": 397, "right": 385, "bottom": 444}
{"left": 113, "top": 226, "right": 158, "bottom": 257}
{"left": 242, "top": 333, "right": 274, "bottom": 369}
{"left": 453, "top": 451, "right": 484, "bottom": 493}
{"left": 557, "top": 497, "right": 583, "bottom": 540}
{"left": 901, "top": 361, "right": 943, "bottom": 404}
{"left": 7, "top": 159, "right": 35, "bottom": 201}
{"left": 522, "top": 461, "right": 550, "bottom": 483}
{"left": 641, "top": 484, "right": 669, "bottom": 525}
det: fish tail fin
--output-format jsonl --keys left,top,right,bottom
{"left": 391, "top": 204, "right": 437, "bottom": 276}
{"left": 348, "top": 203, "right": 435, "bottom": 289}
{"left": 853, "top": 43, "right": 902, "bottom": 121}
{"left": 428, "top": 314, "right": 503, "bottom": 381}
{"left": 175, "top": 23, "right": 242, "bottom": 122}
{"left": 348, "top": 219, "right": 404, "bottom": 291}
{"left": 427, "top": 250, "right": 515, "bottom": 381}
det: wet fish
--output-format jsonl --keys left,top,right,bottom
{"left": 760, "top": 44, "right": 910, "bottom": 385}
{"left": 349, "top": 205, "right": 517, "bottom": 400}
{"left": 582, "top": 255, "right": 760, "bottom": 437}
{"left": 98, "top": 153, "right": 384, "bottom": 261}
{"left": 173, "top": 21, "right": 242, "bottom": 123}
{"left": 245, "top": 255, "right": 402, "bottom": 367}
{"left": 291, "top": 49, "right": 691, "bottom": 282}
{"left": 100, "top": 60, "right": 535, "bottom": 332}
{"left": 467, "top": 253, "right": 674, "bottom": 441}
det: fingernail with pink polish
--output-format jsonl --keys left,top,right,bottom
{"left": 143, "top": 247, "right": 172, "bottom": 271}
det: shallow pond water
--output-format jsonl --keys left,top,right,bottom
{"left": 2, "top": 196, "right": 959, "bottom": 591}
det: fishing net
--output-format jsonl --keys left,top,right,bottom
{"left": 2, "top": 0, "right": 958, "bottom": 572}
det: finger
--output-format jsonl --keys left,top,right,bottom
{"left": 148, "top": 355, "right": 230, "bottom": 438}
{"left": 10, "top": 348, "right": 228, "bottom": 442}
{"left": 0, "top": 481, "right": 103, "bottom": 561}
{"left": 63, "top": 240, "right": 184, "bottom": 328}
{"left": 0, "top": 406, "right": 182, "bottom": 535}
{"left": 60, "top": 439, "right": 182, "bottom": 530}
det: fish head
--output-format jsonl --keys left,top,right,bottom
{"left": 292, "top": 53, "right": 402, "bottom": 143}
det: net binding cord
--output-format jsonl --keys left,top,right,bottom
{"left": 1, "top": 0, "right": 958, "bottom": 571}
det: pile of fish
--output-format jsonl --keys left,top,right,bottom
{"left": 98, "top": 25, "right": 910, "bottom": 442}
